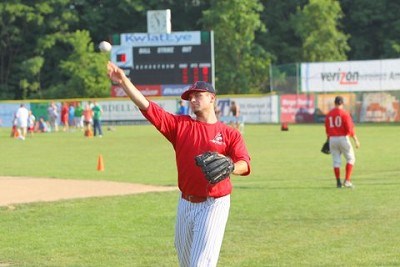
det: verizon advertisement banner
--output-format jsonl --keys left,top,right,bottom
{"left": 301, "top": 58, "right": 400, "bottom": 92}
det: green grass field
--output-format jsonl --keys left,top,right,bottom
{"left": 0, "top": 123, "right": 399, "bottom": 266}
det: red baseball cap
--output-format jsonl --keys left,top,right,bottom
{"left": 181, "top": 81, "right": 216, "bottom": 100}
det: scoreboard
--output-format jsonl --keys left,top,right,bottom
{"left": 130, "top": 44, "right": 212, "bottom": 84}
{"left": 110, "top": 31, "right": 214, "bottom": 96}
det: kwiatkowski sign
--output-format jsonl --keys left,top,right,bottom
{"left": 301, "top": 58, "right": 400, "bottom": 92}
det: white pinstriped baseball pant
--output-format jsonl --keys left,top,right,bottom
{"left": 175, "top": 194, "right": 230, "bottom": 267}
{"left": 329, "top": 136, "right": 356, "bottom": 167}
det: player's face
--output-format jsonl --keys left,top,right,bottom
{"left": 188, "top": 92, "right": 215, "bottom": 114}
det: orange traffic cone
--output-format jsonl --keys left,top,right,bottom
{"left": 97, "top": 154, "right": 105, "bottom": 171}
{"left": 85, "top": 128, "right": 93, "bottom": 137}
{"left": 281, "top": 122, "right": 289, "bottom": 131}
{"left": 11, "top": 126, "right": 19, "bottom": 138}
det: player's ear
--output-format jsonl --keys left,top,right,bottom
{"left": 210, "top": 93, "right": 216, "bottom": 103}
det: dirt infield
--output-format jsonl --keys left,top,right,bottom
{"left": 0, "top": 176, "right": 177, "bottom": 207}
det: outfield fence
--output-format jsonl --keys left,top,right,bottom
{"left": 2, "top": 58, "right": 400, "bottom": 127}
{"left": 271, "top": 59, "right": 400, "bottom": 123}
{"left": 1, "top": 91, "right": 399, "bottom": 128}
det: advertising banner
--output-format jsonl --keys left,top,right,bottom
{"left": 315, "top": 93, "right": 357, "bottom": 122}
{"left": 280, "top": 94, "right": 315, "bottom": 123}
{"left": 216, "top": 96, "right": 279, "bottom": 123}
{"left": 111, "top": 84, "right": 162, "bottom": 97}
{"left": 359, "top": 92, "right": 400, "bottom": 122}
{"left": 99, "top": 99, "right": 177, "bottom": 122}
{"left": 301, "top": 59, "right": 400, "bottom": 92}
{"left": 316, "top": 94, "right": 356, "bottom": 114}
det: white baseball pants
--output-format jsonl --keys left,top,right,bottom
{"left": 175, "top": 194, "right": 230, "bottom": 267}
{"left": 329, "top": 136, "right": 356, "bottom": 167}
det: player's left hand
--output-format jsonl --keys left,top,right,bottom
{"left": 195, "top": 151, "right": 234, "bottom": 184}
{"left": 321, "top": 140, "right": 330, "bottom": 154}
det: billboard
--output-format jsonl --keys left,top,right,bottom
{"left": 110, "top": 31, "right": 214, "bottom": 96}
{"left": 301, "top": 58, "right": 400, "bottom": 92}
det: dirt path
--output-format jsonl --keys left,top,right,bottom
{"left": 0, "top": 176, "right": 177, "bottom": 207}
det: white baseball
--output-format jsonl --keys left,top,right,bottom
{"left": 99, "top": 41, "right": 112, "bottom": 52}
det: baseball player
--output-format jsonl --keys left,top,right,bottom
{"left": 107, "top": 62, "right": 251, "bottom": 266}
{"left": 325, "top": 96, "right": 360, "bottom": 188}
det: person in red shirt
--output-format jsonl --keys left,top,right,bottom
{"left": 107, "top": 62, "right": 251, "bottom": 267}
{"left": 325, "top": 96, "right": 360, "bottom": 188}
{"left": 61, "top": 102, "right": 69, "bottom": 132}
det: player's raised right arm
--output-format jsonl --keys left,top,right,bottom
{"left": 107, "top": 61, "right": 150, "bottom": 110}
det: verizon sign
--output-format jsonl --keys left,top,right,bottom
{"left": 301, "top": 58, "right": 400, "bottom": 92}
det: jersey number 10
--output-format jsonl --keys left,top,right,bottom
{"left": 328, "top": 116, "right": 342, "bottom": 128}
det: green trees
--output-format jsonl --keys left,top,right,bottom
{"left": 0, "top": 1, "right": 113, "bottom": 100}
{"left": 292, "top": 0, "right": 349, "bottom": 62}
{"left": 202, "top": 0, "right": 270, "bottom": 94}
{"left": 1, "top": 0, "right": 400, "bottom": 99}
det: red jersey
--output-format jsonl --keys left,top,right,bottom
{"left": 141, "top": 102, "right": 251, "bottom": 198}
{"left": 325, "top": 107, "right": 355, "bottom": 137}
{"left": 61, "top": 105, "right": 69, "bottom": 124}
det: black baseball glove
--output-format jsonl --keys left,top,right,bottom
{"left": 195, "top": 151, "right": 235, "bottom": 184}
{"left": 321, "top": 139, "right": 330, "bottom": 154}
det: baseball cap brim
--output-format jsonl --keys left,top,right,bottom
{"left": 181, "top": 81, "right": 215, "bottom": 100}
{"left": 181, "top": 88, "right": 213, "bottom": 100}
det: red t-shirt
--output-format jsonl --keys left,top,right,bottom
{"left": 141, "top": 102, "right": 251, "bottom": 197}
{"left": 61, "top": 105, "right": 69, "bottom": 124}
{"left": 325, "top": 107, "right": 355, "bottom": 137}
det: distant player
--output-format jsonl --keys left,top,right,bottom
{"left": 107, "top": 61, "right": 251, "bottom": 266}
{"left": 325, "top": 96, "right": 360, "bottom": 188}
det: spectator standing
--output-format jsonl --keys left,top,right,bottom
{"left": 214, "top": 103, "right": 221, "bottom": 120}
{"left": 61, "top": 102, "right": 69, "bottom": 132}
{"left": 74, "top": 102, "right": 84, "bottom": 130}
{"left": 68, "top": 104, "right": 75, "bottom": 128}
{"left": 176, "top": 100, "right": 189, "bottom": 115}
{"left": 91, "top": 101, "right": 103, "bottom": 137}
{"left": 83, "top": 103, "right": 93, "bottom": 137}
{"left": 15, "top": 104, "right": 29, "bottom": 140}
{"left": 27, "top": 110, "right": 36, "bottom": 137}
{"left": 47, "top": 101, "right": 59, "bottom": 132}
{"left": 229, "top": 101, "right": 240, "bottom": 130}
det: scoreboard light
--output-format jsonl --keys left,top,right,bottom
{"left": 116, "top": 54, "right": 126, "bottom": 62}
{"left": 127, "top": 44, "right": 213, "bottom": 85}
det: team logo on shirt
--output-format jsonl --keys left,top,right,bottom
{"left": 211, "top": 133, "right": 225, "bottom": 145}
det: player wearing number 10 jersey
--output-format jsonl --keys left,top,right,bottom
{"left": 325, "top": 96, "right": 360, "bottom": 188}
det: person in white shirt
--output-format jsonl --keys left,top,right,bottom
{"left": 15, "top": 104, "right": 29, "bottom": 140}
